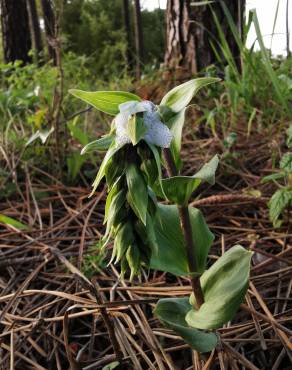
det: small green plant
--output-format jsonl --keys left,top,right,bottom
{"left": 70, "top": 78, "right": 252, "bottom": 353}
{"left": 262, "top": 125, "right": 292, "bottom": 228}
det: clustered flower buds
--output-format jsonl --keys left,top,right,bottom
{"left": 103, "top": 141, "right": 159, "bottom": 280}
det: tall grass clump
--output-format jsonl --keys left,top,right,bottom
{"left": 204, "top": 4, "right": 291, "bottom": 136}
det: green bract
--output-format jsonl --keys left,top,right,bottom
{"left": 70, "top": 78, "right": 252, "bottom": 353}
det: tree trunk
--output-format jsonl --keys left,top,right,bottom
{"left": 164, "top": 0, "right": 245, "bottom": 76}
{"left": 164, "top": 0, "right": 197, "bottom": 76}
{"left": 26, "top": 0, "right": 43, "bottom": 64}
{"left": 41, "top": 0, "right": 57, "bottom": 64}
{"left": 122, "top": 0, "right": 132, "bottom": 69}
{"left": 286, "top": 0, "right": 290, "bottom": 58}
{"left": 0, "top": 0, "right": 32, "bottom": 64}
{"left": 133, "top": 0, "right": 144, "bottom": 79}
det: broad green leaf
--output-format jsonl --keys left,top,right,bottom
{"left": 160, "top": 78, "right": 220, "bottom": 113}
{"left": 90, "top": 140, "right": 122, "bottom": 196}
{"left": 150, "top": 204, "right": 214, "bottom": 275}
{"left": 126, "top": 164, "right": 148, "bottom": 225}
{"left": 69, "top": 89, "right": 141, "bottom": 116}
{"left": 0, "top": 214, "right": 29, "bottom": 230}
{"left": 186, "top": 245, "right": 252, "bottom": 330}
{"left": 280, "top": 152, "right": 292, "bottom": 173}
{"left": 127, "top": 115, "right": 147, "bottom": 145}
{"left": 81, "top": 135, "right": 114, "bottom": 154}
{"left": 162, "top": 155, "right": 219, "bottom": 205}
{"left": 261, "top": 172, "right": 286, "bottom": 183}
{"left": 154, "top": 297, "right": 218, "bottom": 352}
{"left": 268, "top": 188, "right": 292, "bottom": 227}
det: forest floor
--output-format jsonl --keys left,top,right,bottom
{"left": 0, "top": 107, "right": 291, "bottom": 369}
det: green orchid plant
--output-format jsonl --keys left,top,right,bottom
{"left": 69, "top": 78, "right": 252, "bottom": 353}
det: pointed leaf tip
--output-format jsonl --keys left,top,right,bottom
{"left": 160, "top": 77, "right": 221, "bottom": 113}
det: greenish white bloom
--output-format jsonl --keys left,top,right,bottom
{"left": 115, "top": 100, "right": 173, "bottom": 148}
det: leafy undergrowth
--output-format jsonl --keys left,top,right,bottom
{"left": 0, "top": 113, "right": 291, "bottom": 369}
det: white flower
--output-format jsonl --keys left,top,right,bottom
{"left": 115, "top": 100, "right": 173, "bottom": 148}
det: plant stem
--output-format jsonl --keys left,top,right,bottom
{"left": 163, "top": 148, "right": 204, "bottom": 308}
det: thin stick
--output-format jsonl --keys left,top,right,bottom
{"left": 163, "top": 148, "right": 204, "bottom": 307}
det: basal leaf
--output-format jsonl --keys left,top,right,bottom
{"left": 160, "top": 78, "right": 220, "bottom": 113}
{"left": 186, "top": 245, "right": 252, "bottom": 330}
{"left": 150, "top": 204, "right": 214, "bottom": 275}
{"left": 81, "top": 135, "right": 114, "bottom": 154}
{"left": 69, "top": 90, "right": 141, "bottom": 116}
{"left": 126, "top": 164, "right": 148, "bottom": 225}
{"left": 154, "top": 297, "right": 218, "bottom": 352}
{"left": 161, "top": 155, "right": 219, "bottom": 205}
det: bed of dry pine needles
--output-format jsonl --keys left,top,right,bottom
{"left": 0, "top": 117, "right": 291, "bottom": 370}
